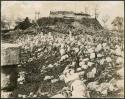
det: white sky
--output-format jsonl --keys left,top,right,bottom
{"left": 1, "top": 1, "right": 124, "bottom": 28}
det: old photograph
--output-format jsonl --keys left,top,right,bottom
{"left": 1, "top": 1, "right": 124, "bottom": 98}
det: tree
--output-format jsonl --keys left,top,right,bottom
{"left": 1, "top": 16, "right": 11, "bottom": 30}
{"left": 102, "top": 15, "right": 110, "bottom": 29}
{"left": 1, "top": 20, "right": 6, "bottom": 29}
{"left": 94, "top": 5, "right": 99, "bottom": 19}
{"left": 85, "top": 6, "right": 89, "bottom": 14}
{"left": 14, "top": 17, "right": 32, "bottom": 30}
{"left": 111, "top": 17, "right": 123, "bottom": 32}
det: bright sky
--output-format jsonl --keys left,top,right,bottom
{"left": 1, "top": 1, "right": 124, "bottom": 28}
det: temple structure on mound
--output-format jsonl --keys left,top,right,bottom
{"left": 49, "top": 11, "right": 103, "bottom": 30}
{"left": 50, "top": 11, "right": 91, "bottom": 19}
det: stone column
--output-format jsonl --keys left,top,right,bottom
{"left": 1, "top": 43, "right": 20, "bottom": 98}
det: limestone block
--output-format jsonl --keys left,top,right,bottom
{"left": 1, "top": 43, "right": 20, "bottom": 66}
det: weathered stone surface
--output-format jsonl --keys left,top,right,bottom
{"left": 90, "top": 53, "right": 95, "bottom": 59}
{"left": 50, "top": 94, "right": 66, "bottom": 98}
{"left": 1, "top": 66, "right": 18, "bottom": 90}
{"left": 1, "top": 43, "right": 19, "bottom": 98}
{"left": 1, "top": 90, "right": 18, "bottom": 98}
{"left": 71, "top": 80, "right": 88, "bottom": 97}
{"left": 1, "top": 43, "right": 20, "bottom": 66}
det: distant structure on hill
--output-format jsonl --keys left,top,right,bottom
{"left": 50, "top": 11, "right": 91, "bottom": 19}
{"left": 49, "top": 11, "right": 103, "bottom": 30}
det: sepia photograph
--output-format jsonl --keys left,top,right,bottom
{"left": 1, "top": 1, "right": 124, "bottom": 98}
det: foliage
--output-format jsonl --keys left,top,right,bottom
{"left": 14, "top": 17, "right": 32, "bottom": 30}
{"left": 111, "top": 16, "right": 124, "bottom": 32}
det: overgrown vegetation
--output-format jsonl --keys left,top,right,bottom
{"left": 14, "top": 28, "right": 124, "bottom": 98}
